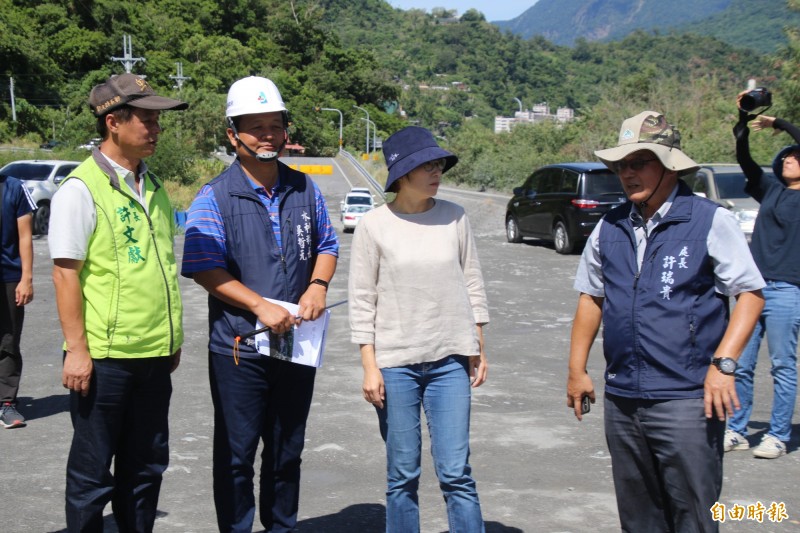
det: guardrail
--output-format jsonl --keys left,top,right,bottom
{"left": 339, "top": 149, "right": 386, "bottom": 201}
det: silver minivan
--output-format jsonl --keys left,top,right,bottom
{"left": 682, "top": 164, "right": 774, "bottom": 241}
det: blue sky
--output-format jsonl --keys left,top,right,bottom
{"left": 388, "top": 1, "right": 537, "bottom": 22}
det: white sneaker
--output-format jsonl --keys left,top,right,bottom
{"left": 723, "top": 429, "right": 749, "bottom": 452}
{"left": 752, "top": 434, "right": 787, "bottom": 459}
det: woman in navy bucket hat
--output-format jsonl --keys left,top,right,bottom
{"left": 349, "top": 126, "right": 489, "bottom": 532}
{"left": 382, "top": 126, "right": 458, "bottom": 192}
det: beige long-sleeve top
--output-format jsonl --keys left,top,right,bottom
{"left": 348, "top": 200, "right": 489, "bottom": 368}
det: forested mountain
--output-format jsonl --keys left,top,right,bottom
{"left": 496, "top": 0, "right": 800, "bottom": 54}
{"left": 1, "top": 0, "right": 797, "bottom": 193}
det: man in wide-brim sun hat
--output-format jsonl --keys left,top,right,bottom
{"left": 567, "top": 110, "right": 766, "bottom": 532}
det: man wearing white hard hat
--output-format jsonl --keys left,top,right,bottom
{"left": 566, "top": 111, "right": 765, "bottom": 532}
{"left": 182, "top": 76, "right": 338, "bottom": 532}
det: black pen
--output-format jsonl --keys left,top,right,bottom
{"left": 234, "top": 299, "right": 348, "bottom": 342}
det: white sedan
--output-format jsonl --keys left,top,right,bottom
{"left": 341, "top": 205, "right": 373, "bottom": 232}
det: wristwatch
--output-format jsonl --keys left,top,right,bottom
{"left": 711, "top": 357, "right": 738, "bottom": 375}
{"left": 310, "top": 278, "right": 329, "bottom": 290}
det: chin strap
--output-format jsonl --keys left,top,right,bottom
{"left": 638, "top": 166, "right": 667, "bottom": 215}
{"left": 227, "top": 117, "right": 286, "bottom": 162}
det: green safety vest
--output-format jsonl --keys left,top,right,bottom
{"left": 63, "top": 153, "right": 183, "bottom": 358}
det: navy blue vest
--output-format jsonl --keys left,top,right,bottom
{"left": 207, "top": 160, "right": 317, "bottom": 356}
{"left": 599, "top": 182, "right": 728, "bottom": 399}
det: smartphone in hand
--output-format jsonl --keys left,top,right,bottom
{"left": 581, "top": 396, "right": 591, "bottom": 415}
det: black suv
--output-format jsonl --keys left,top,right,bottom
{"left": 505, "top": 162, "right": 625, "bottom": 254}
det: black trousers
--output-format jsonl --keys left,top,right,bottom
{"left": 0, "top": 282, "right": 24, "bottom": 402}
{"left": 604, "top": 393, "right": 724, "bottom": 533}
{"left": 65, "top": 356, "right": 173, "bottom": 533}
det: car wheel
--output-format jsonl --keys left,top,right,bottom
{"left": 506, "top": 216, "right": 523, "bottom": 243}
{"left": 34, "top": 203, "right": 50, "bottom": 235}
{"left": 553, "top": 221, "right": 574, "bottom": 254}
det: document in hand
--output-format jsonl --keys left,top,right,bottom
{"left": 254, "top": 298, "right": 330, "bottom": 367}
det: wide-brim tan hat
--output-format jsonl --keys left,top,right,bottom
{"left": 594, "top": 111, "right": 699, "bottom": 177}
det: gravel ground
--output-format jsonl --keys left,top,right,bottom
{"left": 1, "top": 155, "right": 798, "bottom": 532}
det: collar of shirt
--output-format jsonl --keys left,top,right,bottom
{"left": 98, "top": 151, "right": 149, "bottom": 210}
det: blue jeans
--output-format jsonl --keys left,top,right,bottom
{"left": 65, "top": 356, "right": 173, "bottom": 533}
{"left": 209, "top": 352, "right": 316, "bottom": 533}
{"left": 377, "top": 355, "right": 484, "bottom": 533}
{"left": 728, "top": 280, "right": 800, "bottom": 442}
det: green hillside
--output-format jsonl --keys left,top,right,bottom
{"left": 0, "top": 0, "right": 795, "bottom": 193}
{"left": 496, "top": 0, "right": 799, "bottom": 54}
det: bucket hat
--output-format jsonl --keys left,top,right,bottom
{"left": 89, "top": 73, "right": 188, "bottom": 117}
{"left": 594, "top": 111, "right": 698, "bottom": 177}
{"left": 772, "top": 145, "right": 800, "bottom": 184}
{"left": 382, "top": 126, "right": 457, "bottom": 192}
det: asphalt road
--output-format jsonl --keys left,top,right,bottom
{"left": 2, "top": 155, "right": 798, "bottom": 532}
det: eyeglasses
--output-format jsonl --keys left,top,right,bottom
{"left": 420, "top": 159, "right": 446, "bottom": 172}
{"left": 612, "top": 158, "right": 658, "bottom": 174}
{"left": 781, "top": 153, "right": 800, "bottom": 163}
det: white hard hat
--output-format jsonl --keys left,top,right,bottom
{"left": 226, "top": 76, "right": 287, "bottom": 118}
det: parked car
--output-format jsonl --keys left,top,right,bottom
{"left": 505, "top": 162, "right": 626, "bottom": 254}
{"left": 78, "top": 138, "right": 102, "bottom": 150}
{"left": 39, "top": 139, "right": 64, "bottom": 150}
{"left": 0, "top": 159, "right": 80, "bottom": 234}
{"left": 682, "top": 164, "right": 773, "bottom": 241}
{"left": 341, "top": 204, "right": 373, "bottom": 232}
{"left": 339, "top": 187, "right": 374, "bottom": 213}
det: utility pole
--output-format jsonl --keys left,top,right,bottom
{"left": 9, "top": 77, "right": 16, "bottom": 122}
{"left": 353, "top": 105, "right": 370, "bottom": 155}
{"left": 316, "top": 107, "right": 343, "bottom": 151}
{"left": 170, "top": 62, "right": 191, "bottom": 91}
{"left": 111, "top": 35, "right": 145, "bottom": 73}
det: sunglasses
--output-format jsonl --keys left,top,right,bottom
{"left": 612, "top": 158, "right": 658, "bottom": 173}
{"left": 420, "top": 159, "right": 446, "bottom": 172}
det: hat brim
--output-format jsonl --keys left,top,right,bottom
{"left": 595, "top": 142, "right": 699, "bottom": 177}
{"left": 384, "top": 147, "right": 458, "bottom": 192}
{"left": 127, "top": 95, "right": 188, "bottom": 111}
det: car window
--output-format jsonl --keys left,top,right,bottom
{"left": 523, "top": 172, "right": 538, "bottom": 192}
{"left": 1, "top": 163, "right": 53, "bottom": 181}
{"left": 583, "top": 171, "right": 624, "bottom": 195}
{"left": 684, "top": 173, "right": 709, "bottom": 196}
{"left": 346, "top": 195, "right": 372, "bottom": 206}
{"left": 713, "top": 172, "right": 749, "bottom": 199}
{"left": 55, "top": 164, "right": 78, "bottom": 179}
{"left": 562, "top": 170, "right": 579, "bottom": 193}
{"left": 537, "top": 169, "right": 562, "bottom": 194}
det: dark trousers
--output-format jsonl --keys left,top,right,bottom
{"left": 0, "top": 282, "right": 24, "bottom": 402}
{"left": 604, "top": 394, "right": 724, "bottom": 533}
{"left": 65, "top": 356, "right": 173, "bottom": 533}
{"left": 209, "top": 352, "right": 316, "bottom": 533}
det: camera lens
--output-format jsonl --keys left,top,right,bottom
{"left": 740, "top": 94, "right": 759, "bottom": 112}
{"left": 740, "top": 88, "right": 771, "bottom": 112}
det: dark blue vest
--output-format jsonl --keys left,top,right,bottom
{"left": 599, "top": 182, "right": 728, "bottom": 399}
{"left": 207, "top": 160, "right": 317, "bottom": 356}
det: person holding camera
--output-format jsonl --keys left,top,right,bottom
{"left": 725, "top": 90, "right": 800, "bottom": 459}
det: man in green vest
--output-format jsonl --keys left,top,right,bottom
{"left": 50, "top": 73, "right": 186, "bottom": 533}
